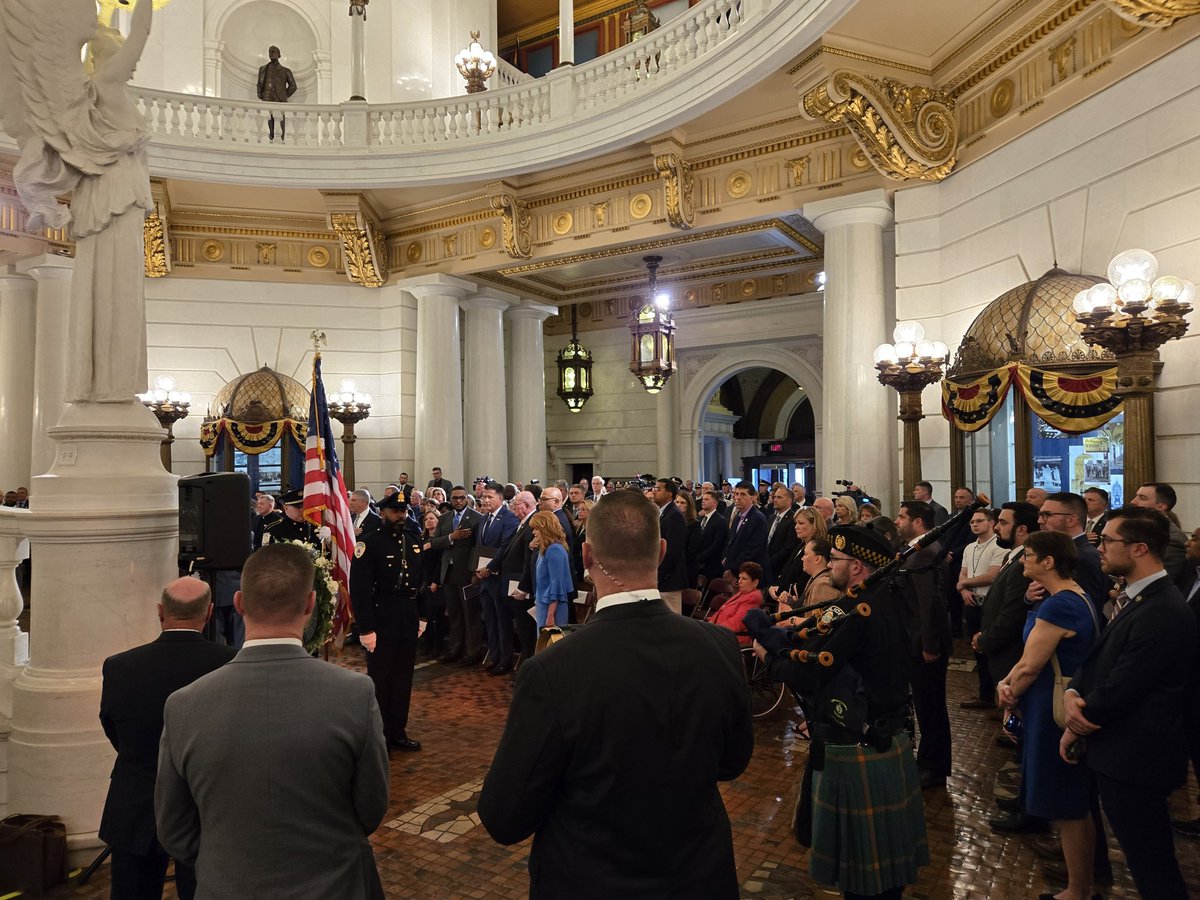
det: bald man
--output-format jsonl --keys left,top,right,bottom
{"left": 812, "top": 497, "right": 835, "bottom": 524}
{"left": 99, "top": 578, "right": 236, "bottom": 900}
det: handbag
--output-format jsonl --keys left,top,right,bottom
{"left": 1050, "top": 653, "right": 1070, "bottom": 729}
{"left": 534, "top": 624, "right": 583, "bottom": 653}
{"left": 0, "top": 814, "right": 68, "bottom": 896}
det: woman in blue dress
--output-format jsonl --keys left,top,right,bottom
{"left": 997, "top": 530, "right": 1100, "bottom": 900}
{"left": 530, "top": 510, "right": 573, "bottom": 631}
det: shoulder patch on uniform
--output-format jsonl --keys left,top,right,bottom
{"left": 354, "top": 541, "right": 367, "bottom": 558}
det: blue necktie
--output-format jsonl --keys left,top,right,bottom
{"left": 454, "top": 511, "right": 462, "bottom": 529}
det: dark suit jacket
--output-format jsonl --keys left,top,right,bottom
{"left": 898, "top": 540, "right": 952, "bottom": 658}
{"left": 695, "top": 511, "right": 729, "bottom": 582}
{"left": 1069, "top": 573, "right": 1197, "bottom": 789}
{"left": 765, "top": 506, "right": 799, "bottom": 578}
{"left": 554, "top": 508, "right": 575, "bottom": 554}
{"left": 478, "top": 599, "right": 753, "bottom": 899}
{"left": 723, "top": 507, "right": 772, "bottom": 583}
{"left": 355, "top": 511, "right": 383, "bottom": 538}
{"left": 1165, "top": 521, "right": 1189, "bottom": 588}
{"left": 491, "top": 514, "right": 534, "bottom": 597}
{"left": 977, "top": 549, "right": 1029, "bottom": 684}
{"left": 477, "top": 506, "right": 519, "bottom": 596}
{"left": 928, "top": 499, "right": 950, "bottom": 526}
{"left": 99, "top": 632, "right": 235, "bottom": 854}
{"left": 1072, "top": 533, "right": 1110, "bottom": 611}
{"left": 657, "top": 502, "right": 689, "bottom": 592}
{"left": 430, "top": 506, "right": 484, "bottom": 584}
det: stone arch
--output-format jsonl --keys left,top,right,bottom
{"left": 208, "top": 0, "right": 326, "bottom": 101}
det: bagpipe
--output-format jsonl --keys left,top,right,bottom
{"left": 744, "top": 492, "right": 991, "bottom": 665}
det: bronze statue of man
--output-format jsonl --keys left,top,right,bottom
{"left": 257, "top": 45, "right": 297, "bottom": 142}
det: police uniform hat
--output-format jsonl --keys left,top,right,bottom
{"left": 378, "top": 490, "right": 409, "bottom": 511}
{"left": 827, "top": 525, "right": 895, "bottom": 570}
{"left": 280, "top": 489, "right": 304, "bottom": 506}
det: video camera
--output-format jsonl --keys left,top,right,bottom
{"left": 831, "top": 478, "right": 879, "bottom": 508}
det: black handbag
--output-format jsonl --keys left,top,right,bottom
{"left": 0, "top": 814, "right": 68, "bottom": 896}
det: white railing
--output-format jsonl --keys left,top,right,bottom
{"left": 136, "top": 94, "right": 345, "bottom": 149}
{"left": 495, "top": 58, "right": 534, "bottom": 88}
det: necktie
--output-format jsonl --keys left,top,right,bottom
{"left": 453, "top": 511, "right": 462, "bottom": 529}
{"left": 483, "top": 513, "right": 493, "bottom": 542}
{"left": 1110, "top": 589, "right": 1130, "bottom": 621}
{"left": 700, "top": 514, "right": 708, "bottom": 531}
{"left": 769, "top": 513, "right": 783, "bottom": 540}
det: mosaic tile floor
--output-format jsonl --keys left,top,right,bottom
{"left": 42, "top": 642, "right": 1200, "bottom": 899}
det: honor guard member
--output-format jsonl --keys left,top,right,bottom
{"left": 262, "top": 489, "right": 320, "bottom": 548}
{"left": 745, "top": 526, "right": 928, "bottom": 900}
{"left": 350, "top": 489, "right": 423, "bottom": 752}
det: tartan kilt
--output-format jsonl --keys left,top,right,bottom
{"left": 808, "top": 732, "right": 929, "bottom": 895}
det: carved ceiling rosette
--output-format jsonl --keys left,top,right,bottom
{"left": 1103, "top": 0, "right": 1200, "bottom": 26}
{"left": 802, "top": 70, "right": 958, "bottom": 182}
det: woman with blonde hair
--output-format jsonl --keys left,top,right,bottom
{"left": 769, "top": 507, "right": 828, "bottom": 607}
{"left": 529, "top": 510, "right": 574, "bottom": 630}
{"left": 833, "top": 495, "right": 858, "bottom": 526}
{"left": 570, "top": 499, "right": 593, "bottom": 589}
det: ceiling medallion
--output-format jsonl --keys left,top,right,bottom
{"left": 739, "top": 279, "right": 756, "bottom": 297}
{"left": 1102, "top": 0, "right": 1200, "bottom": 27}
{"left": 726, "top": 171, "right": 752, "bottom": 199}
{"left": 990, "top": 79, "right": 1015, "bottom": 118}
{"left": 478, "top": 228, "right": 495, "bottom": 250}
{"left": 201, "top": 240, "right": 223, "bottom": 262}
{"left": 308, "top": 246, "right": 331, "bottom": 268}
{"left": 849, "top": 147, "right": 870, "bottom": 169}
{"left": 630, "top": 192, "right": 653, "bottom": 220}
{"left": 553, "top": 212, "right": 574, "bottom": 235}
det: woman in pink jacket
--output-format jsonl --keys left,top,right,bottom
{"left": 708, "top": 562, "right": 764, "bottom": 646}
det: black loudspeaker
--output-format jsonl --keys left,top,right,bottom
{"left": 178, "top": 472, "right": 252, "bottom": 570}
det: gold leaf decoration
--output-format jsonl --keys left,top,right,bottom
{"left": 630, "top": 193, "right": 653, "bottom": 220}
{"left": 330, "top": 212, "right": 388, "bottom": 288}
{"left": 553, "top": 212, "right": 573, "bottom": 235}
{"left": 143, "top": 210, "right": 169, "bottom": 277}
{"left": 489, "top": 190, "right": 532, "bottom": 259}
{"left": 201, "top": 240, "right": 224, "bottom": 262}
{"left": 654, "top": 152, "right": 696, "bottom": 229}
{"left": 1102, "top": 0, "right": 1200, "bottom": 27}
{"left": 990, "top": 79, "right": 1015, "bottom": 118}
{"left": 726, "top": 171, "right": 752, "bottom": 199}
{"left": 308, "top": 246, "right": 330, "bottom": 268}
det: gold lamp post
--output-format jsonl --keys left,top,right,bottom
{"left": 327, "top": 379, "right": 372, "bottom": 490}
{"left": 628, "top": 255, "right": 677, "bottom": 394}
{"left": 556, "top": 304, "right": 594, "bottom": 413}
{"left": 138, "top": 374, "right": 191, "bottom": 472}
{"left": 1072, "top": 249, "right": 1194, "bottom": 489}
{"left": 873, "top": 322, "right": 949, "bottom": 497}
{"left": 455, "top": 31, "right": 497, "bottom": 94}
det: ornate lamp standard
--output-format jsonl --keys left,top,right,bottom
{"left": 1072, "top": 249, "right": 1194, "bottom": 488}
{"left": 556, "top": 304, "right": 594, "bottom": 412}
{"left": 137, "top": 374, "right": 191, "bottom": 472}
{"left": 455, "top": 31, "right": 497, "bottom": 94}
{"left": 873, "top": 322, "right": 949, "bottom": 497}
{"left": 628, "top": 255, "right": 677, "bottom": 394}
{"left": 327, "top": 379, "right": 372, "bottom": 490}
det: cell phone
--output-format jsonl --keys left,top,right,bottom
{"left": 1065, "top": 739, "right": 1085, "bottom": 763}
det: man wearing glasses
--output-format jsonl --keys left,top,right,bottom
{"left": 1033, "top": 492, "right": 1110, "bottom": 617}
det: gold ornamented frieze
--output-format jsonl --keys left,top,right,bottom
{"left": 487, "top": 185, "right": 532, "bottom": 259}
{"left": 329, "top": 212, "right": 389, "bottom": 287}
{"left": 654, "top": 152, "right": 696, "bottom": 229}
{"left": 143, "top": 210, "right": 169, "bottom": 278}
{"left": 1103, "top": 0, "right": 1200, "bottom": 26}
{"left": 802, "top": 71, "right": 958, "bottom": 182}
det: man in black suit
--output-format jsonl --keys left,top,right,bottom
{"left": 974, "top": 502, "right": 1039, "bottom": 688}
{"left": 99, "top": 577, "right": 235, "bottom": 899}
{"left": 494, "top": 490, "right": 538, "bottom": 666}
{"left": 1082, "top": 486, "right": 1110, "bottom": 545}
{"left": 695, "top": 489, "right": 729, "bottom": 583}
{"left": 1130, "top": 482, "right": 1190, "bottom": 586}
{"left": 431, "top": 485, "right": 485, "bottom": 665}
{"left": 1062, "top": 506, "right": 1196, "bottom": 900}
{"left": 650, "top": 477, "right": 689, "bottom": 613}
{"left": 348, "top": 488, "right": 383, "bottom": 538}
{"left": 1172, "top": 526, "right": 1200, "bottom": 838}
{"left": 473, "top": 481, "right": 520, "bottom": 675}
{"left": 723, "top": 480, "right": 771, "bottom": 584}
{"left": 913, "top": 481, "right": 949, "bottom": 526}
{"left": 1036, "top": 492, "right": 1110, "bottom": 614}
{"left": 478, "top": 490, "right": 753, "bottom": 898}
{"left": 765, "top": 484, "right": 799, "bottom": 581}
{"left": 427, "top": 466, "right": 453, "bottom": 494}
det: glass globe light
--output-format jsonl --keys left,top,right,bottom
{"left": 340, "top": 379, "right": 357, "bottom": 395}
{"left": 153, "top": 388, "right": 168, "bottom": 402}
{"left": 1072, "top": 289, "right": 1093, "bottom": 315}
{"left": 1107, "top": 249, "right": 1158, "bottom": 288}
{"left": 154, "top": 374, "right": 176, "bottom": 392}
{"left": 136, "top": 390, "right": 153, "bottom": 403}
{"left": 1151, "top": 275, "right": 1185, "bottom": 302}
{"left": 915, "top": 340, "right": 934, "bottom": 359}
{"left": 179, "top": 392, "right": 192, "bottom": 404}
{"left": 931, "top": 341, "right": 949, "bottom": 361}
{"left": 893, "top": 321, "right": 926, "bottom": 344}
{"left": 1087, "top": 283, "right": 1117, "bottom": 310}
{"left": 872, "top": 343, "right": 897, "bottom": 365}
{"left": 1177, "top": 280, "right": 1196, "bottom": 306}
{"left": 654, "top": 291, "right": 670, "bottom": 309}
{"left": 894, "top": 341, "right": 915, "bottom": 360}
{"left": 1117, "top": 278, "right": 1151, "bottom": 305}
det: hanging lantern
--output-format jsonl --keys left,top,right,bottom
{"left": 628, "top": 255, "right": 677, "bottom": 394}
{"left": 556, "top": 304, "right": 594, "bottom": 413}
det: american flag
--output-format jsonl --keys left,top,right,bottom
{"left": 303, "top": 352, "right": 354, "bottom": 639}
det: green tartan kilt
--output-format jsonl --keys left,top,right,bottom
{"left": 808, "top": 732, "right": 930, "bottom": 895}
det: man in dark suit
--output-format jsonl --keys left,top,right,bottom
{"left": 650, "top": 477, "right": 689, "bottom": 613}
{"left": 696, "top": 489, "right": 729, "bottom": 583}
{"left": 478, "top": 490, "right": 753, "bottom": 898}
{"left": 1062, "top": 507, "right": 1196, "bottom": 900}
{"left": 156, "top": 544, "right": 390, "bottom": 899}
{"left": 473, "top": 481, "right": 520, "bottom": 675}
{"left": 1082, "top": 486, "right": 1110, "bottom": 545}
{"left": 1131, "top": 482, "right": 1190, "bottom": 587}
{"left": 493, "top": 490, "right": 538, "bottom": 666}
{"left": 538, "top": 485, "right": 575, "bottom": 555}
{"left": 722, "top": 480, "right": 771, "bottom": 584}
{"left": 765, "top": 484, "right": 799, "bottom": 580}
{"left": 99, "top": 578, "right": 235, "bottom": 900}
{"left": 1036, "top": 492, "right": 1110, "bottom": 614}
{"left": 913, "top": 481, "right": 949, "bottom": 526}
{"left": 251, "top": 492, "right": 282, "bottom": 550}
{"left": 431, "top": 485, "right": 485, "bottom": 665}
{"left": 348, "top": 488, "right": 383, "bottom": 538}
{"left": 427, "top": 466, "right": 453, "bottom": 493}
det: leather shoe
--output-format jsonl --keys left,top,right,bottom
{"left": 919, "top": 771, "right": 946, "bottom": 790}
{"left": 995, "top": 795, "right": 1021, "bottom": 813}
{"left": 988, "top": 810, "right": 1049, "bottom": 833}
{"left": 1042, "top": 856, "right": 1112, "bottom": 888}
{"left": 960, "top": 698, "right": 992, "bottom": 709}
{"left": 388, "top": 737, "right": 421, "bottom": 752}
{"left": 488, "top": 664, "right": 514, "bottom": 677}
{"left": 1173, "top": 816, "right": 1200, "bottom": 838}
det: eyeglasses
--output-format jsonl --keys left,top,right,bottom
{"left": 1097, "top": 535, "right": 1137, "bottom": 546}
{"left": 1037, "top": 510, "right": 1074, "bottom": 519}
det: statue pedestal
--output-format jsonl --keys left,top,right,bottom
{"left": 6, "top": 402, "right": 179, "bottom": 863}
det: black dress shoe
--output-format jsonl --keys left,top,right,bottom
{"left": 989, "top": 810, "right": 1049, "bottom": 833}
{"left": 919, "top": 771, "right": 947, "bottom": 790}
{"left": 995, "top": 795, "right": 1022, "bottom": 813}
{"left": 488, "top": 664, "right": 514, "bottom": 677}
{"left": 1041, "top": 856, "right": 1112, "bottom": 887}
{"left": 389, "top": 737, "right": 421, "bottom": 752}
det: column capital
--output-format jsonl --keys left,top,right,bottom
{"left": 505, "top": 300, "right": 557, "bottom": 322}
{"left": 803, "top": 188, "right": 893, "bottom": 233}
{"left": 17, "top": 254, "right": 75, "bottom": 280}
{"left": 395, "top": 273, "right": 476, "bottom": 300}
{"left": 0, "top": 265, "right": 37, "bottom": 290}
{"left": 461, "top": 287, "right": 519, "bottom": 312}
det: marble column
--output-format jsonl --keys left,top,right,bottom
{"left": 348, "top": 4, "right": 367, "bottom": 100}
{"left": 0, "top": 268, "right": 37, "bottom": 491}
{"left": 402, "top": 274, "right": 474, "bottom": 487}
{"left": 720, "top": 436, "right": 735, "bottom": 484}
{"left": 462, "top": 289, "right": 515, "bottom": 482}
{"left": 17, "top": 255, "right": 73, "bottom": 479}
{"left": 506, "top": 302, "right": 555, "bottom": 484}
{"left": 656, "top": 376, "right": 680, "bottom": 477}
{"left": 559, "top": 0, "right": 575, "bottom": 65}
{"left": 803, "top": 188, "right": 895, "bottom": 511}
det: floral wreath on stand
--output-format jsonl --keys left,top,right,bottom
{"left": 286, "top": 537, "right": 339, "bottom": 655}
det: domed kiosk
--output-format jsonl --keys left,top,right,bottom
{"left": 200, "top": 366, "right": 310, "bottom": 493}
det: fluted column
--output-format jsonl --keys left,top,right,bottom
{"left": 803, "top": 189, "right": 895, "bottom": 512}
{"left": 506, "top": 302, "right": 556, "bottom": 484}
{"left": 0, "top": 268, "right": 37, "bottom": 491}
{"left": 17, "top": 255, "right": 73, "bottom": 478}
{"left": 402, "top": 274, "right": 474, "bottom": 487}
{"left": 462, "top": 290, "right": 515, "bottom": 482}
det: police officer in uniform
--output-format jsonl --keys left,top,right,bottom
{"left": 350, "top": 490, "right": 423, "bottom": 752}
{"left": 745, "top": 526, "right": 927, "bottom": 900}
{"left": 262, "top": 489, "right": 319, "bottom": 547}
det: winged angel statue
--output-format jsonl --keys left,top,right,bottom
{"left": 0, "top": 0, "right": 153, "bottom": 402}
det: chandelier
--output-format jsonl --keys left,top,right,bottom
{"left": 872, "top": 321, "right": 950, "bottom": 392}
{"left": 628, "top": 256, "right": 677, "bottom": 395}
{"left": 1072, "top": 248, "right": 1194, "bottom": 353}
{"left": 455, "top": 31, "right": 497, "bottom": 94}
{"left": 556, "top": 305, "right": 594, "bottom": 413}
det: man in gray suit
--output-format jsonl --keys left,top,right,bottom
{"left": 155, "top": 543, "right": 390, "bottom": 899}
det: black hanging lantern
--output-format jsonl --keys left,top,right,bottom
{"left": 628, "top": 255, "right": 676, "bottom": 394}
{"left": 556, "top": 304, "right": 594, "bottom": 413}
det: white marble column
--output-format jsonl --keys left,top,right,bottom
{"left": 462, "top": 289, "right": 515, "bottom": 482}
{"left": 0, "top": 268, "right": 37, "bottom": 491}
{"left": 559, "top": 0, "right": 575, "bottom": 65}
{"left": 720, "top": 437, "right": 735, "bottom": 483}
{"left": 506, "top": 302, "right": 555, "bottom": 484}
{"left": 18, "top": 255, "right": 73, "bottom": 479}
{"left": 402, "top": 275, "right": 473, "bottom": 487}
{"left": 348, "top": 4, "right": 367, "bottom": 100}
{"left": 202, "top": 39, "right": 223, "bottom": 96}
{"left": 803, "top": 188, "right": 896, "bottom": 512}
{"left": 656, "top": 376, "right": 680, "bottom": 477}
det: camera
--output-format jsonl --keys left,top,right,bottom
{"left": 831, "top": 478, "right": 878, "bottom": 508}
